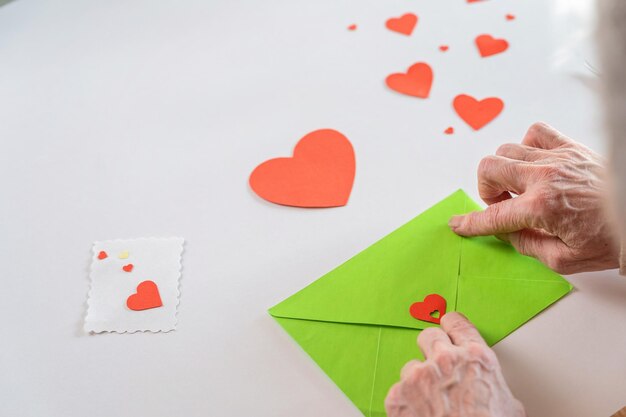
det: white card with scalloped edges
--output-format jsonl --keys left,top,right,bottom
{"left": 84, "top": 237, "right": 184, "bottom": 333}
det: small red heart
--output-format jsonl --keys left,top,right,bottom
{"left": 385, "top": 62, "right": 433, "bottom": 99}
{"left": 410, "top": 294, "right": 447, "bottom": 324}
{"left": 97, "top": 251, "right": 108, "bottom": 260}
{"left": 439, "top": 45, "right": 449, "bottom": 52}
{"left": 453, "top": 94, "right": 504, "bottom": 130}
{"left": 122, "top": 264, "right": 134, "bottom": 272}
{"left": 444, "top": 127, "right": 454, "bottom": 135}
{"left": 249, "top": 129, "right": 355, "bottom": 208}
{"left": 126, "top": 280, "right": 163, "bottom": 311}
{"left": 385, "top": 13, "right": 418, "bottom": 36}
{"left": 347, "top": 24, "right": 357, "bottom": 31}
{"left": 467, "top": 0, "right": 485, "bottom": 3}
{"left": 505, "top": 14, "right": 516, "bottom": 21}
{"left": 475, "top": 34, "right": 509, "bottom": 58}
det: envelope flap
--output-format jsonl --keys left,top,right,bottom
{"left": 460, "top": 234, "right": 567, "bottom": 282}
{"left": 269, "top": 190, "right": 475, "bottom": 330}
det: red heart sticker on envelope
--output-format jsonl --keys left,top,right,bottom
{"left": 453, "top": 94, "right": 504, "bottom": 130}
{"left": 410, "top": 294, "right": 447, "bottom": 324}
{"left": 249, "top": 129, "right": 355, "bottom": 208}
{"left": 126, "top": 280, "right": 163, "bottom": 311}
{"left": 386, "top": 62, "right": 433, "bottom": 99}
{"left": 385, "top": 13, "right": 418, "bottom": 36}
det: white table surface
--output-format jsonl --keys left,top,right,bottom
{"left": 2, "top": 0, "right": 625, "bottom": 416}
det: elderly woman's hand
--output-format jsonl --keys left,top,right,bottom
{"left": 385, "top": 313, "right": 526, "bottom": 417}
{"left": 448, "top": 122, "right": 620, "bottom": 274}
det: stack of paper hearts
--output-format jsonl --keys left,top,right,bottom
{"left": 269, "top": 190, "right": 572, "bottom": 417}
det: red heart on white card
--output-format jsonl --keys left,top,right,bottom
{"left": 126, "top": 280, "right": 163, "bottom": 311}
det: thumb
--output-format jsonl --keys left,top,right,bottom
{"left": 449, "top": 197, "right": 535, "bottom": 237}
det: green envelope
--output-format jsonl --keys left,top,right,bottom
{"left": 269, "top": 190, "right": 572, "bottom": 417}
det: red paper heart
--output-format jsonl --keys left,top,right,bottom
{"left": 467, "top": 0, "right": 485, "bottom": 3}
{"left": 475, "top": 34, "right": 509, "bottom": 57}
{"left": 385, "top": 13, "right": 418, "bottom": 36}
{"left": 385, "top": 62, "right": 433, "bottom": 99}
{"left": 444, "top": 127, "right": 454, "bottom": 135}
{"left": 122, "top": 264, "right": 134, "bottom": 272}
{"left": 505, "top": 14, "right": 516, "bottom": 21}
{"left": 453, "top": 94, "right": 504, "bottom": 130}
{"left": 126, "top": 280, "right": 163, "bottom": 311}
{"left": 439, "top": 45, "right": 449, "bottom": 52}
{"left": 249, "top": 129, "right": 355, "bottom": 208}
{"left": 347, "top": 24, "right": 357, "bottom": 31}
{"left": 410, "top": 294, "right": 447, "bottom": 324}
{"left": 97, "top": 251, "right": 108, "bottom": 260}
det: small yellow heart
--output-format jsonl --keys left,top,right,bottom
{"left": 118, "top": 251, "right": 129, "bottom": 259}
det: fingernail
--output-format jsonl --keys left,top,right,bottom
{"left": 448, "top": 216, "right": 463, "bottom": 230}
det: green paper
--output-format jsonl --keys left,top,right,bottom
{"left": 269, "top": 190, "right": 572, "bottom": 417}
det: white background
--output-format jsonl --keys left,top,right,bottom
{"left": 1, "top": 0, "right": 625, "bottom": 416}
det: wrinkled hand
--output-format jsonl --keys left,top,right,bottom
{"left": 385, "top": 313, "right": 525, "bottom": 417}
{"left": 449, "top": 122, "right": 620, "bottom": 274}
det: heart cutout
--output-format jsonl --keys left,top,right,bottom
{"left": 126, "top": 280, "right": 163, "bottom": 311}
{"left": 439, "top": 45, "right": 449, "bottom": 52}
{"left": 385, "top": 62, "right": 433, "bottom": 99}
{"left": 249, "top": 129, "right": 355, "bottom": 208}
{"left": 505, "top": 14, "right": 516, "bottom": 21}
{"left": 97, "top": 251, "right": 108, "bottom": 260}
{"left": 385, "top": 13, "right": 418, "bottom": 36}
{"left": 122, "top": 264, "right": 134, "bottom": 272}
{"left": 475, "top": 34, "right": 509, "bottom": 57}
{"left": 347, "top": 24, "right": 357, "bottom": 31}
{"left": 410, "top": 294, "right": 447, "bottom": 324}
{"left": 453, "top": 94, "right": 504, "bottom": 130}
{"left": 444, "top": 127, "right": 454, "bottom": 135}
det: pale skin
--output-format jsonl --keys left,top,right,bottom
{"left": 386, "top": 122, "right": 621, "bottom": 416}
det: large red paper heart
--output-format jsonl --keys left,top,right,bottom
{"left": 385, "top": 13, "right": 418, "bottom": 36}
{"left": 126, "top": 280, "right": 163, "bottom": 311}
{"left": 453, "top": 94, "right": 504, "bottom": 130}
{"left": 475, "top": 34, "right": 509, "bottom": 57}
{"left": 386, "top": 63, "right": 433, "bottom": 99}
{"left": 410, "top": 294, "right": 447, "bottom": 324}
{"left": 249, "top": 129, "right": 355, "bottom": 208}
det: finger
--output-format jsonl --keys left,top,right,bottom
{"left": 417, "top": 327, "right": 453, "bottom": 359}
{"left": 522, "top": 122, "right": 573, "bottom": 150}
{"left": 496, "top": 143, "right": 550, "bottom": 162}
{"left": 440, "top": 312, "right": 487, "bottom": 347}
{"left": 449, "top": 195, "right": 538, "bottom": 237}
{"left": 477, "top": 155, "right": 531, "bottom": 205}
{"left": 501, "top": 229, "right": 572, "bottom": 273}
{"left": 400, "top": 360, "right": 423, "bottom": 380}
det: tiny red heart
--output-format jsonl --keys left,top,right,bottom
{"left": 444, "top": 127, "right": 454, "bottom": 135}
{"left": 347, "top": 24, "right": 357, "bottom": 31}
{"left": 385, "top": 13, "right": 418, "bottom": 36}
{"left": 122, "top": 264, "right": 134, "bottom": 272}
{"left": 439, "top": 45, "right": 449, "bottom": 52}
{"left": 505, "top": 14, "right": 516, "bottom": 21}
{"left": 126, "top": 280, "right": 163, "bottom": 311}
{"left": 410, "top": 294, "right": 447, "bottom": 324}
{"left": 97, "top": 251, "right": 108, "bottom": 260}
{"left": 475, "top": 34, "right": 509, "bottom": 58}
